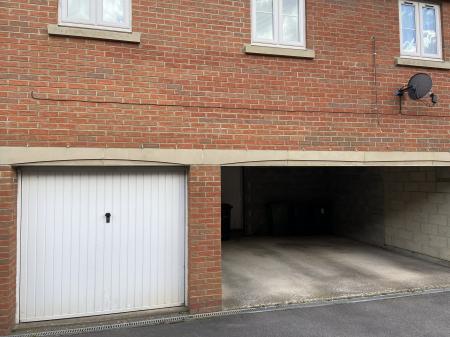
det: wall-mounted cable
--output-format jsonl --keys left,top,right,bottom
{"left": 371, "top": 36, "right": 380, "bottom": 125}
{"left": 30, "top": 91, "right": 450, "bottom": 119}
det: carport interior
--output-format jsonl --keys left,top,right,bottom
{"left": 221, "top": 167, "right": 450, "bottom": 309}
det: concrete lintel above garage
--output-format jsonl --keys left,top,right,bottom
{"left": 1, "top": 147, "right": 450, "bottom": 167}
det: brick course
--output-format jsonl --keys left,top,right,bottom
{"left": 0, "top": 167, "right": 17, "bottom": 336}
{"left": 0, "top": 0, "right": 449, "bottom": 151}
{"left": 188, "top": 165, "right": 222, "bottom": 313}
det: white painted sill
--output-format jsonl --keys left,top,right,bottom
{"left": 47, "top": 24, "right": 141, "bottom": 43}
{"left": 244, "top": 44, "right": 315, "bottom": 59}
{"left": 395, "top": 57, "right": 450, "bottom": 70}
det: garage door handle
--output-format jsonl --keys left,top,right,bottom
{"left": 105, "top": 213, "right": 111, "bottom": 223}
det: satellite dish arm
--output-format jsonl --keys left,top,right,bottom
{"left": 396, "top": 85, "right": 415, "bottom": 97}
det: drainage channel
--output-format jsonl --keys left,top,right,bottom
{"left": 8, "top": 287, "right": 450, "bottom": 337}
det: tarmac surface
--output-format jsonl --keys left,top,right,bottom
{"left": 70, "top": 291, "right": 450, "bottom": 337}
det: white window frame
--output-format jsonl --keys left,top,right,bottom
{"left": 399, "top": 1, "right": 442, "bottom": 60}
{"left": 251, "top": 0, "right": 306, "bottom": 49}
{"left": 59, "top": 0, "right": 132, "bottom": 32}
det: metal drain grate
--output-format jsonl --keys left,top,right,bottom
{"left": 8, "top": 287, "right": 450, "bottom": 337}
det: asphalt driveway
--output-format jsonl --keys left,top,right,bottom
{"left": 68, "top": 291, "right": 450, "bottom": 337}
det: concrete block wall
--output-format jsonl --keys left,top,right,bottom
{"left": 241, "top": 167, "right": 386, "bottom": 243}
{"left": 233, "top": 166, "right": 449, "bottom": 263}
{"left": 332, "top": 168, "right": 385, "bottom": 246}
{"left": 384, "top": 167, "right": 450, "bottom": 261}
{"left": 221, "top": 168, "right": 244, "bottom": 230}
{"left": 243, "top": 168, "right": 331, "bottom": 235}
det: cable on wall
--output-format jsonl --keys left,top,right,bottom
{"left": 371, "top": 36, "right": 380, "bottom": 125}
{"left": 30, "top": 91, "right": 450, "bottom": 119}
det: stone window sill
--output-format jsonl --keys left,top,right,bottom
{"left": 47, "top": 24, "right": 141, "bottom": 43}
{"left": 395, "top": 57, "right": 450, "bottom": 70}
{"left": 244, "top": 44, "right": 315, "bottom": 59}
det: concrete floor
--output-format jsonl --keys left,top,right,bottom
{"left": 222, "top": 236, "right": 450, "bottom": 309}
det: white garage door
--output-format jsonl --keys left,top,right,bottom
{"left": 18, "top": 167, "right": 186, "bottom": 322}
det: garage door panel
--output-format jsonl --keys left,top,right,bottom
{"left": 19, "top": 167, "right": 186, "bottom": 322}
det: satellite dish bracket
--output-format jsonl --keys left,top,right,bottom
{"left": 395, "top": 85, "right": 414, "bottom": 97}
{"left": 395, "top": 73, "right": 437, "bottom": 114}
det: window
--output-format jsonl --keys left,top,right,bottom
{"left": 59, "top": 0, "right": 131, "bottom": 32}
{"left": 252, "top": 0, "right": 306, "bottom": 48}
{"left": 399, "top": 1, "right": 442, "bottom": 59}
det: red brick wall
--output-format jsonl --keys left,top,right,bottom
{"left": 188, "top": 165, "right": 222, "bottom": 313}
{"left": 1, "top": 0, "right": 449, "bottom": 151}
{"left": 0, "top": 167, "right": 17, "bottom": 335}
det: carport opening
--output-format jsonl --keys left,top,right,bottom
{"left": 221, "top": 167, "right": 450, "bottom": 309}
{"left": 221, "top": 167, "right": 384, "bottom": 242}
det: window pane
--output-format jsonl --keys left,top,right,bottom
{"left": 401, "top": 4, "right": 417, "bottom": 53}
{"left": 67, "top": 0, "right": 90, "bottom": 21}
{"left": 422, "top": 6, "right": 438, "bottom": 55}
{"left": 103, "top": 0, "right": 127, "bottom": 25}
{"left": 256, "top": 0, "right": 273, "bottom": 12}
{"left": 282, "top": 0, "right": 298, "bottom": 16}
{"left": 402, "top": 29, "right": 417, "bottom": 53}
{"left": 255, "top": 0, "right": 273, "bottom": 40}
{"left": 281, "top": 0, "right": 299, "bottom": 43}
{"left": 256, "top": 12, "right": 274, "bottom": 40}
{"left": 282, "top": 16, "right": 299, "bottom": 42}
{"left": 401, "top": 4, "right": 416, "bottom": 29}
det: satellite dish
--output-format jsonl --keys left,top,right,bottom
{"left": 395, "top": 73, "right": 437, "bottom": 108}
{"left": 407, "top": 73, "right": 433, "bottom": 100}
